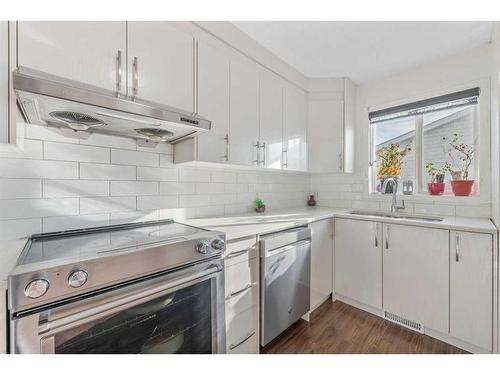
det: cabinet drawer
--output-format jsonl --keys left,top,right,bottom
{"left": 226, "top": 280, "right": 258, "bottom": 321}
{"left": 225, "top": 257, "right": 258, "bottom": 299}
{"left": 226, "top": 307, "right": 258, "bottom": 354}
{"left": 224, "top": 237, "right": 258, "bottom": 267}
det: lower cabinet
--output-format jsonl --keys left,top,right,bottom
{"left": 450, "top": 231, "right": 493, "bottom": 352}
{"left": 224, "top": 236, "right": 259, "bottom": 354}
{"left": 309, "top": 218, "right": 334, "bottom": 311}
{"left": 383, "top": 223, "right": 449, "bottom": 334}
{"left": 334, "top": 218, "right": 382, "bottom": 310}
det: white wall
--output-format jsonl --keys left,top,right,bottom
{"left": 312, "top": 43, "right": 496, "bottom": 218}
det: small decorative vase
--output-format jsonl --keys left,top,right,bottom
{"left": 427, "top": 182, "right": 445, "bottom": 196}
{"left": 307, "top": 195, "right": 317, "bottom": 207}
{"left": 450, "top": 180, "right": 474, "bottom": 196}
{"left": 255, "top": 205, "right": 266, "bottom": 213}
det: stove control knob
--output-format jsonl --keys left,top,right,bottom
{"left": 68, "top": 270, "right": 88, "bottom": 288}
{"left": 211, "top": 238, "right": 225, "bottom": 251}
{"left": 25, "top": 279, "right": 49, "bottom": 299}
{"left": 196, "top": 240, "right": 210, "bottom": 254}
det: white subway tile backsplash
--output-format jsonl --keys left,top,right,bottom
{"left": 195, "top": 183, "right": 225, "bottom": 194}
{"left": 44, "top": 142, "right": 110, "bottom": 163}
{"left": 42, "top": 214, "right": 109, "bottom": 232}
{"left": 80, "top": 133, "right": 137, "bottom": 150}
{"left": 0, "top": 139, "right": 43, "bottom": 159}
{"left": 110, "top": 181, "right": 158, "bottom": 196}
{"left": 179, "top": 194, "right": 212, "bottom": 208}
{"left": 455, "top": 205, "right": 491, "bottom": 218}
{"left": 160, "top": 182, "right": 196, "bottom": 195}
{"left": 43, "top": 180, "right": 109, "bottom": 198}
{"left": 159, "top": 154, "right": 174, "bottom": 167}
{"left": 211, "top": 171, "right": 237, "bottom": 183}
{"left": 136, "top": 140, "right": 173, "bottom": 154}
{"left": 237, "top": 173, "right": 259, "bottom": 183}
{"left": 137, "top": 195, "right": 178, "bottom": 210}
{"left": 80, "top": 196, "right": 136, "bottom": 214}
{"left": 111, "top": 149, "right": 159, "bottom": 167}
{"left": 0, "top": 218, "right": 41, "bottom": 240}
{"left": 0, "top": 159, "right": 78, "bottom": 179}
{"left": 0, "top": 179, "right": 41, "bottom": 199}
{"left": 80, "top": 163, "right": 136, "bottom": 180}
{"left": 225, "top": 184, "right": 248, "bottom": 193}
{"left": 179, "top": 168, "right": 211, "bottom": 182}
{"left": 137, "top": 167, "right": 178, "bottom": 182}
{"left": 0, "top": 198, "right": 78, "bottom": 220}
{"left": 25, "top": 124, "right": 80, "bottom": 143}
{"left": 413, "top": 203, "right": 456, "bottom": 216}
{"left": 110, "top": 210, "right": 159, "bottom": 225}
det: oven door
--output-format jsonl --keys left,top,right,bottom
{"left": 11, "top": 260, "right": 225, "bottom": 354}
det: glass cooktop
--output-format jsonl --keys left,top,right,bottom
{"left": 19, "top": 220, "right": 205, "bottom": 265}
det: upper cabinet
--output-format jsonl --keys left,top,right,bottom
{"left": 307, "top": 78, "right": 356, "bottom": 173}
{"left": 195, "top": 38, "right": 230, "bottom": 163}
{"left": 127, "top": 22, "right": 194, "bottom": 112}
{"left": 283, "top": 83, "right": 308, "bottom": 171}
{"left": 1, "top": 22, "right": 8, "bottom": 144}
{"left": 229, "top": 56, "right": 260, "bottom": 167}
{"left": 259, "top": 70, "right": 284, "bottom": 169}
{"left": 308, "top": 98, "right": 344, "bottom": 173}
{"left": 18, "top": 22, "right": 127, "bottom": 94}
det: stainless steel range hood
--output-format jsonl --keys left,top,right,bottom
{"left": 13, "top": 67, "right": 211, "bottom": 143}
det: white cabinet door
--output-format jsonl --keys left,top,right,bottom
{"left": 229, "top": 57, "right": 260, "bottom": 166}
{"left": 309, "top": 218, "right": 333, "bottom": 311}
{"left": 334, "top": 218, "right": 382, "bottom": 310}
{"left": 383, "top": 224, "right": 449, "bottom": 333}
{"left": 196, "top": 39, "right": 230, "bottom": 163}
{"left": 259, "top": 70, "right": 283, "bottom": 169}
{"left": 18, "top": 22, "right": 126, "bottom": 93}
{"left": 450, "top": 231, "right": 493, "bottom": 352}
{"left": 1, "top": 22, "right": 8, "bottom": 144}
{"left": 127, "top": 22, "right": 194, "bottom": 112}
{"left": 307, "top": 99, "right": 344, "bottom": 173}
{"left": 283, "top": 84, "right": 307, "bottom": 171}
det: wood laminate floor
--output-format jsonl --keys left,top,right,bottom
{"left": 261, "top": 300, "right": 467, "bottom": 354}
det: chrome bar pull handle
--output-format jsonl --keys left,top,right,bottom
{"left": 132, "top": 56, "right": 139, "bottom": 98}
{"left": 260, "top": 141, "right": 266, "bottom": 166}
{"left": 282, "top": 149, "right": 288, "bottom": 168}
{"left": 455, "top": 233, "right": 460, "bottom": 262}
{"left": 385, "top": 225, "right": 389, "bottom": 250}
{"left": 374, "top": 223, "right": 379, "bottom": 248}
{"left": 223, "top": 133, "right": 229, "bottom": 161}
{"left": 116, "top": 50, "right": 123, "bottom": 94}
{"left": 253, "top": 141, "right": 260, "bottom": 165}
{"left": 227, "top": 283, "right": 255, "bottom": 299}
{"left": 229, "top": 331, "right": 255, "bottom": 350}
{"left": 339, "top": 152, "right": 343, "bottom": 171}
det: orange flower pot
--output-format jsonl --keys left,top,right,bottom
{"left": 450, "top": 180, "right": 474, "bottom": 196}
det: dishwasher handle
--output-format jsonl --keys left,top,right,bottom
{"left": 263, "top": 239, "right": 311, "bottom": 258}
{"left": 259, "top": 226, "right": 311, "bottom": 254}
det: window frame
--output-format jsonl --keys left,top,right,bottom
{"left": 368, "top": 85, "right": 484, "bottom": 197}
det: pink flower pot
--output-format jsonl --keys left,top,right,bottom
{"left": 427, "top": 182, "right": 445, "bottom": 196}
{"left": 450, "top": 180, "right": 474, "bottom": 196}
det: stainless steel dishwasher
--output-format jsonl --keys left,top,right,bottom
{"left": 260, "top": 226, "right": 311, "bottom": 346}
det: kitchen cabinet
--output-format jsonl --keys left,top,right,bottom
{"left": 334, "top": 218, "right": 383, "bottom": 310}
{"left": 283, "top": 83, "right": 308, "bottom": 171}
{"left": 1, "top": 22, "right": 8, "bottom": 144}
{"left": 229, "top": 56, "right": 260, "bottom": 166}
{"left": 127, "top": 22, "right": 194, "bottom": 112}
{"left": 308, "top": 99, "right": 344, "bottom": 173}
{"left": 195, "top": 39, "right": 230, "bottom": 163}
{"left": 17, "top": 22, "right": 127, "bottom": 94}
{"left": 450, "top": 231, "right": 493, "bottom": 352}
{"left": 259, "top": 70, "right": 284, "bottom": 169}
{"left": 309, "top": 218, "right": 334, "bottom": 311}
{"left": 383, "top": 224, "right": 449, "bottom": 334}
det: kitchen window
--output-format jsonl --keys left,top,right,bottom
{"left": 369, "top": 88, "right": 480, "bottom": 195}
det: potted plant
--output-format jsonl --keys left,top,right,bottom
{"left": 376, "top": 143, "right": 412, "bottom": 193}
{"left": 425, "top": 162, "right": 446, "bottom": 195}
{"left": 443, "top": 133, "right": 475, "bottom": 196}
{"left": 254, "top": 198, "right": 266, "bottom": 213}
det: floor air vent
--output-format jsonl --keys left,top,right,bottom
{"left": 384, "top": 311, "right": 422, "bottom": 332}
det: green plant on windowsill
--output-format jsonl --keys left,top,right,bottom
{"left": 254, "top": 198, "right": 266, "bottom": 213}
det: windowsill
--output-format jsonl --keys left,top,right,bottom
{"left": 367, "top": 192, "right": 487, "bottom": 205}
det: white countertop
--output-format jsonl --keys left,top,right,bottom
{"left": 180, "top": 206, "right": 498, "bottom": 241}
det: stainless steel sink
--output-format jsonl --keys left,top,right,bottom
{"left": 348, "top": 210, "right": 444, "bottom": 222}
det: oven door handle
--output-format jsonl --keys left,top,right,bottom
{"left": 39, "top": 263, "right": 223, "bottom": 335}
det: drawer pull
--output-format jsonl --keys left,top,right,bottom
{"left": 229, "top": 331, "right": 255, "bottom": 350}
{"left": 227, "top": 283, "right": 255, "bottom": 299}
{"left": 226, "top": 248, "right": 251, "bottom": 258}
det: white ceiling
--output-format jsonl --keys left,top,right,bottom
{"left": 232, "top": 21, "right": 494, "bottom": 84}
